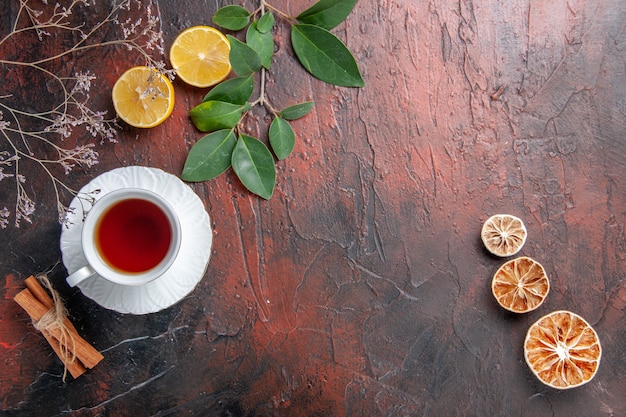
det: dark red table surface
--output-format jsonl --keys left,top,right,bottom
{"left": 1, "top": 1, "right": 624, "bottom": 416}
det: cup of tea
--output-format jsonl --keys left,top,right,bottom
{"left": 66, "top": 188, "right": 182, "bottom": 287}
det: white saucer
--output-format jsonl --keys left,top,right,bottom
{"left": 60, "top": 166, "right": 212, "bottom": 314}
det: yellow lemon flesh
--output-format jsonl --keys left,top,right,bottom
{"left": 112, "top": 66, "right": 175, "bottom": 128}
{"left": 169, "top": 26, "right": 231, "bottom": 88}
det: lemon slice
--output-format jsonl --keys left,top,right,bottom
{"left": 169, "top": 26, "right": 231, "bottom": 88}
{"left": 525, "top": 310, "right": 602, "bottom": 389}
{"left": 481, "top": 214, "right": 527, "bottom": 257}
{"left": 112, "top": 66, "right": 175, "bottom": 128}
{"left": 491, "top": 256, "right": 549, "bottom": 313}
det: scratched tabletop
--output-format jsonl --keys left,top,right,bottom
{"left": 1, "top": 1, "right": 625, "bottom": 416}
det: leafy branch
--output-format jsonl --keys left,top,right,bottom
{"left": 181, "top": 0, "right": 363, "bottom": 199}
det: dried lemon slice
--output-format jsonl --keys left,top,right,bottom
{"left": 491, "top": 256, "right": 549, "bottom": 313}
{"left": 112, "top": 66, "right": 174, "bottom": 128}
{"left": 481, "top": 214, "right": 527, "bottom": 257}
{"left": 524, "top": 310, "right": 602, "bottom": 389}
{"left": 169, "top": 26, "right": 231, "bottom": 88}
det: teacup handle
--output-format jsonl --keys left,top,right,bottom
{"left": 66, "top": 265, "right": 96, "bottom": 287}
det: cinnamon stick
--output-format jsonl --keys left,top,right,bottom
{"left": 42, "top": 330, "right": 87, "bottom": 378}
{"left": 23, "top": 276, "right": 103, "bottom": 367}
{"left": 24, "top": 276, "right": 80, "bottom": 333}
{"left": 24, "top": 275, "right": 55, "bottom": 309}
{"left": 23, "top": 276, "right": 87, "bottom": 378}
{"left": 14, "top": 288, "right": 103, "bottom": 369}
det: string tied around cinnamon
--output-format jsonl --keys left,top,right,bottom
{"left": 31, "top": 274, "right": 77, "bottom": 381}
{"left": 13, "top": 274, "right": 104, "bottom": 380}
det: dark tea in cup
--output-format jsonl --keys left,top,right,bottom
{"left": 95, "top": 198, "right": 173, "bottom": 273}
{"left": 66, "top": 188, "right": 181, "bottom": 288}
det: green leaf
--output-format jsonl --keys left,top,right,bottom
{"left": 269, "top": 117, "right": 295, "bottom": 160}
{"left": 202, "top": 75, "right": 254, "bottom": 105}
{"left": 296, "top": 0, "right": 358, "bottom": 30}
{"left": 246, "top": 21, "right": 274, "bottom": 69}
{"left": 279, "top": 101, "right": 314, "bottom": 120}
{"left": 182, "top": 129, "right": 237, "bottom": 181}
{"left": 190, "top": 101, "right": 246, "bottom": 132}
{"left": 213, "top": 5, "right": 251, "bottom": 31}
{"left": 291, "top": 24, "right": 364, "bottom": 87}
{"left": 256, "top": 12, "right": 275, "bottom": 33}
{"left": 232, "top": 134, "right": 276, "bottom": 199}
{"left": 227, "top": 35, "right": 262, "bottom": 76}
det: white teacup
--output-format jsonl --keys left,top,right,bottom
{"left": 66, "top": 188, "right": 182, "bottom": 287}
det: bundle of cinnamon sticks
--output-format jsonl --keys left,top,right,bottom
{"left": 14, "top": 275, "right": 104, "bottom": 379}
